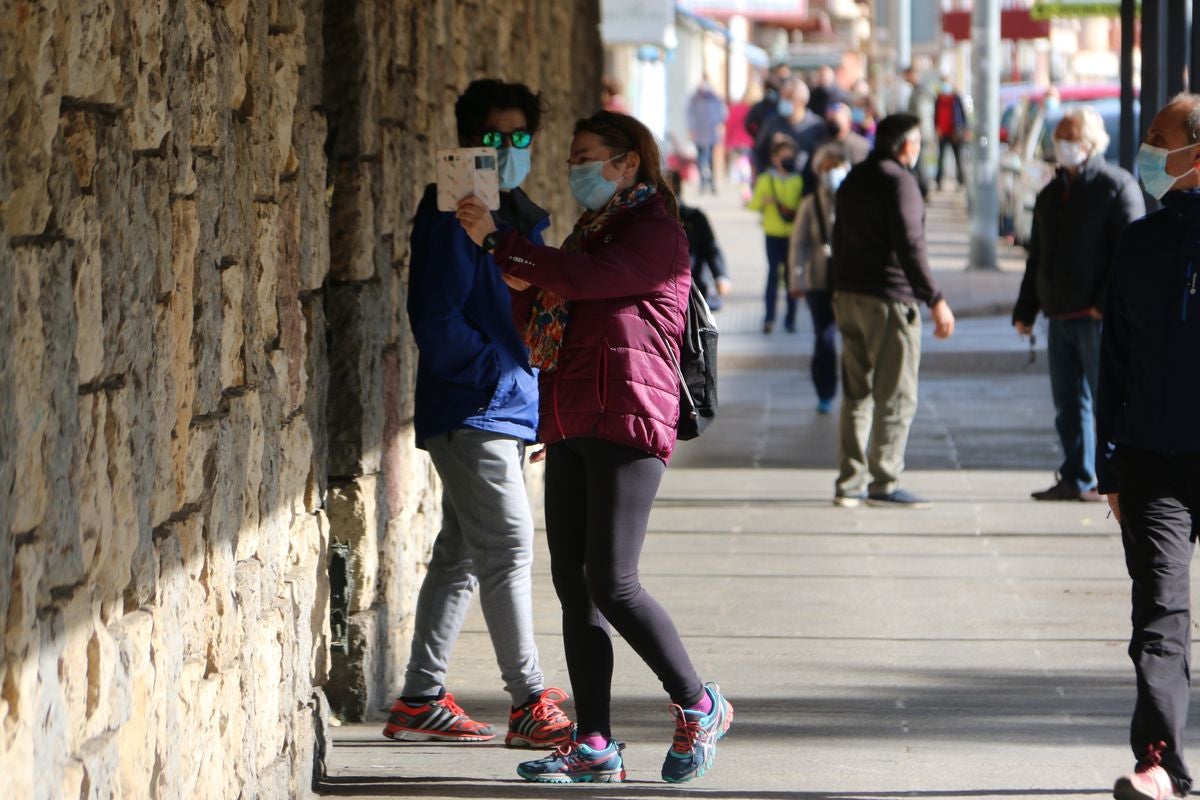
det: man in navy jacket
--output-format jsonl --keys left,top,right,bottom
{"left": 1100, "top": 94, "right": 1200, "bottom": 800}
{"left": 382, "top": 80, "right": 571, "bottom": 750}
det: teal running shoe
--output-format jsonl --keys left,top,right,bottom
{"left": 516, "top": 734, "right": 626, "bottom": 783}
{"left": 661, "top": 682, "right": 733, "bottom": 783}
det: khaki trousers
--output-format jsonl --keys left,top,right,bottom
{"left": 833, "top": 292, "right": 922, "bottom": 497}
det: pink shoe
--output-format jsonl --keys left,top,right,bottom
{"left": 1114, "top": 748, "right": 1182, "bottom": 800}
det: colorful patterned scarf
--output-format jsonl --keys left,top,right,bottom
{"left": 524, "top": 183, "right": 658, "bottom": 371}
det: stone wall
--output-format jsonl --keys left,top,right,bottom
{"left": 320, "top": 0, "right": 602, "bottom": 721}
{"left": 0, "top": 0, "right": 600, "bottom": 796}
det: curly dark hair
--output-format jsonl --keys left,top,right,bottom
{"left": 455, "top": 79, "right": 548, "bottom": 145}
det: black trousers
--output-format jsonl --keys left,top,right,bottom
{"left": 936, "top": 135, "right": 963, "bottom": 188}
{"left": 1119, "top": 447, "right": 1200, "bottom": 792}
{"left": 544, "top": 437, "right": 703, "bottom": 738}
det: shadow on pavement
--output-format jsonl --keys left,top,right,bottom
{"left": 317, "top": 774, "right": 1106, "bottom": 798}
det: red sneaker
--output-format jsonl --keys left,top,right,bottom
{"left": 1114, "top": 743, "right": 1183, "bottom": 800}
{"left": 381, "top": 692, "right": 495, "bottom": 742}
{"left": 506, "top": 687, "right": 573, "bottom": 748}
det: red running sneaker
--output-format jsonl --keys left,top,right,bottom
{"left": 381, "top": 692, "right": 495, "bottom": 742}
{"left": 506, "top": 687, "right": 573, "bottom": 748}
{"left": 1114, "top": 742, "right": 1183, "bottom": 800}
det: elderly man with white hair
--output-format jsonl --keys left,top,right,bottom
{"left": 1011, "top": 104, "right": 1144, "bottom": 502}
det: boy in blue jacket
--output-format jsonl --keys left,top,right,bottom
{"left": 382, "top": 80, "right": 571, "bottom": 749}
{"left": 1101, "top": 94, "right": 1200, "bottom": 800}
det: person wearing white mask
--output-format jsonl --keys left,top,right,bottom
{"left": 1099, "top": 93, "right": 1200, "bottom": 800}
{"left": 1011, "top": 105, "right": 1143, "bottom": 503}
{"left": 789, "top": 142, "right": 850, "bottom": 413}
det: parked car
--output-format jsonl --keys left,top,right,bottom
{"left": 1010, "top": 96, "right": 1139, "bottom": 245}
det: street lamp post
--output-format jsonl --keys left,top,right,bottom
{"left": 969, "top": 0, "right": 1000, "bottom": 269}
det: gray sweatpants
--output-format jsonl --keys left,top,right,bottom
{"left": 403, "top": 428, "right": 544, "bottom": 707}
{"left": 834, "top": 292, "right": 922, "bottom": 497}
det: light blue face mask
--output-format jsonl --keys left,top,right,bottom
{"left": 569, "top": 154, "right": 623, "bottom": 211}
{"left": 777, "top": 100, "right": 795, "bottom": 118}
{"left": 1137, "top": 142, "right": 1197, "bottom": 200}
{"left": 497, "top": 146, "right": 531, "bottom": 191}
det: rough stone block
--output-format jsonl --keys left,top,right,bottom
{"left": 9, "top": 247, "right": 48, "bottom": 534}
{"left": 326, "top": 477, "right": 380, "bottom": 614}
{"left": 64, "top": 2, "right": 120, "bottom": 103}
{"left": 109, "top": 609, "right": 157, "bottom": 797}
{"left": 325, "top": 280, "right": 384, "bottom": 477}
{"left": 125, "top": 0, "right": 170, "bottom": 151}
{"left": 328, "top": 161, "right": 376, "bottom": 281}
{"left": 296, "top": 111, "right": 329, "bottom": 291}
{"left": 220, "top": 264, "right": 246, "bottom": 390}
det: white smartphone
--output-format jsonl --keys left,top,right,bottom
{"left": 436, "top": 148, "right": 501, "bottom": 212}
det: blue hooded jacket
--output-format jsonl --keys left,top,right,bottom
{"left": 1096, "top": 190, "right": 1200, "bottom": 492}
{"left": 407, "top": 184, "right": 548, "bottom": 446}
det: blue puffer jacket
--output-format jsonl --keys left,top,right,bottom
{"left": 1096, "top": 190, "right": 1200, "bottom": 492}
{"left": 407, "top": 184, "right": 548, "bottom": 446}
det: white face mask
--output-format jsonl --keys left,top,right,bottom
{"left": 1054, "top": 140, "right": 1088, "bottom": 169}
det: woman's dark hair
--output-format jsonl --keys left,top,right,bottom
{"left": 455, "top": 79, "right": 547, "bottom": 144}
{"left": 874, "top": 113, "right": 921, "bottom": 157}
{"left": 573, "top": 110, "right": 679, "bottom": 218}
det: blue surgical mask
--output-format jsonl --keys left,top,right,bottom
{"left": 1137, "top": 142, "right": 1196, "bottom": 200}
{"left": 497, "top": 146, "right": 530, "bottom": 190}
{"left": 569, "top": 155, "right": 623, "bottom": 211}
{"left": 777, "top": 100, "right": 795, "bottom": 118}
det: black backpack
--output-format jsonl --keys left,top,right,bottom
{"left": 667, "top": 283, "right": 718, "bottom": 440}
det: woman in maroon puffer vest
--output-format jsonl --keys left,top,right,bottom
{"left": 457, "top": 111, "right": 732, "bottom": 785}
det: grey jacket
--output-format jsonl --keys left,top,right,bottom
{"left": 789, "top": 187, "right": 836, "bottom": 291}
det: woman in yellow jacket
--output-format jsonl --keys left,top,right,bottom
{"left": 748, "top": 137, "right": 804, "bottom": 333}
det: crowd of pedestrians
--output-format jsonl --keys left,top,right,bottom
{"left": 390, "top": 69, "right": 1200, "bottom": 800}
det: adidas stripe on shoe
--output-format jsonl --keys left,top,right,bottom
{"left": 381, "top": 692, "right": 495, "bottom": 742}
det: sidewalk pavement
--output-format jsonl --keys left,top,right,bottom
{"left": 319, "top": 179, "right": 1166, "bottom": 799}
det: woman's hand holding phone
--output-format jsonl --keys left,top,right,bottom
{"left": 456, "top": 196, "right": 497, "bottom": 246}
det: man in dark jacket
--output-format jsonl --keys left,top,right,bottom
{"left": 1012, "top": 105, "right": 1144, "bottom": 503}
{"left": 798, "top": 101, "right": 871, "bottom": 196}
{"left": 388, "top": 79, "right": 572, "bottom": 749}
{"left": 933, "top": 78, "right": 968, "bottom": 190}
{"left": 830, "top": 113, "right": 955, "bottom": 508}
{"left": 1100, "top": 94, "right": 1200, "bottom": 800}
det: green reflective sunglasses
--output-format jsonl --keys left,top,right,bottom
{"left": 482, "top": 129, "right": 533, "bottom": 149}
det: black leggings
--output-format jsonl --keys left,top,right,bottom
{"left": 544, "top": 437, "right": 703, "bottom": 738}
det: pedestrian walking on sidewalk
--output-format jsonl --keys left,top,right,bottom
{"left": 686, "top": 76, "right": 728, "bottom": 195}
{"left": 1099, "top": 93, "right": 1200, "bottom": 800}
{"left": 669, "top": 170, "right": 732, "bottom": 310}
{"left": 456, "top": 110, "right": 733, "bottom": 786}
{"left": 934, "top": 78, "right": 968, "bottom": 190}
{"left": 789, "top": 142, "right": 849, "bottom": 414}
{"left": 1012, "top": 105, "right": 1143, "bottom": 504}
{"left": 748, "top": 138, "right": 803, "bottom": 333}
{"left": 385, "top": 79, "right": 573, "bottom": 750}
{"left": 830, "top": 113, "right": 955, "bottom": 508}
